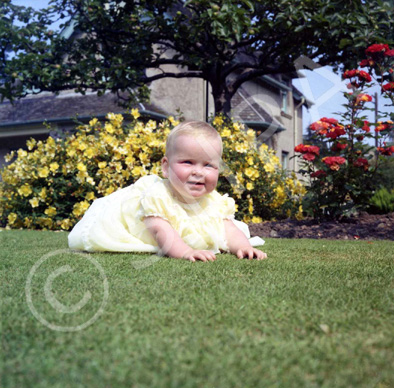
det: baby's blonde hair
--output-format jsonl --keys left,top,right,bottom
{"left": 165, "top": 120, "right": 222, "bottom": 156}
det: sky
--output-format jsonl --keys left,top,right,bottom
{"left": 11, "top": 0, "right": 392, "bottom": 136}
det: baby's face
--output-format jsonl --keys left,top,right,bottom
{"left": 162, "top": 134, "right": 222, "bottom": 203}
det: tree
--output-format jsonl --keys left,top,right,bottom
{"left": 1, "top": 0, "right": 394, "bottom": 116}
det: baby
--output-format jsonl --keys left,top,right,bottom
{"left": 68, "top": 120, "right": 267, "bottom": 262}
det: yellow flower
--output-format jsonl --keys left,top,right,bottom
{"left": 38, "top": 166, "right": 50, "bottom": 178}
{"left": 86, "top": 176, "right": 95, "bottom": 186}
{"left": 139, "top": 152, "right": 150, "bottom": 165}
{"left": 76, "top": 170, "right": 87, "bottom": 182}
{"left": 39, "top": 188, "right": 47, "bottom": 200}
{"left": 251, "top": 216, "right": 262, "bottom": 223}
{"left": 85, "top": 191, "right": 96, "bottom": 201}
{"left": 168, "top": 116, "right": 179, "bottom": 126}
{"left": 222, "top": 128, "right": 231, "bottom": 137}
{"left": 26, "top": 138, "right": 37, "bottom": 150}
{"left": 132, "top": 165, "right": 144, "bottom": 177}
{"left": 105, "top": 123, "right": 115, "bottom": 134}
{"left": 29, "top": 197, "right": 40, "bottom": 208}
{"left": 49, "top": 162, "right": 59, "bottom": 173}
{"left": 131, "top": 108, "right": 140, "bottom": 120}
{"left": 38, "top": 217, "right": 53, "bottom": 229}
{"left": 247, "top": 156, "right": 254, "bottom": 165}
{"left": 264, "top": 163, "right": 275, "bottom": 173}
{"left": 246, "top": 182, "right": 254, "bottom": 190}
{"left": 8, "top": 213, "right": 17, "bottom": 225}
{"left": 296, "top": 205, "right": 304, "bottom": 220}
{"left": 213, "top": 116, "right": 224, "bottom": 126}
{"left": 24, "top": 217, "right": 33, "bottom": 228}
{"left": 77, "top": 141, "right": 87, "bottom": 151}
{"left": 72, "top": 200, "right": 90, "bottom": 217}
{"left": 246, "top": 129, "right": 255, "bottom": 140}
{"left": 89, "top": 118, "right": 99, "bottom": 127}
{"left": 233, "top": 122, "right": 242, "bottom": 132}
{"left": 125, "top": 155, "right": 135, "bottom": 165}
{"left": 244, "top": 167, "right": 259, "bottom": 180}
{"left": 105, "top": 186, "right": 115, "bottom": 196}
{"left": 44, "top": 206, "right": 57, "bottom": 217}
{"left": 60, "top": 219, "right": 73, "bottom": 230}
{"left": 77, "top": 162, "right": 87, "bottom": 172}
{"left": 235, "top": 142, "right": 248, "bottom": 153}
{"left": 98, "top": 161, "right": 107, "bottom": 169}
{"left": 85, "top": 148, "right": 95, "bottom": 159}
{"left": 18, "top": 184, "right": 32, "bottom": 197}
{"left": 17, "top": 149, "right": 28, "bottom": 158}
{"left": 67, "top": 148, "right": 76, "bottom": 157}
{"left": 4, "top": 151, "right": 15, "bottom": 163}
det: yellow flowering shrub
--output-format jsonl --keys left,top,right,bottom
{"left": 0, "top": 113, "right": 304, "bottom": 230}
{"left": 215, "top": 117, "right": 305, "bottom": 223}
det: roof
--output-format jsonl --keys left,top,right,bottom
{"left": 231, "top": 87, "right": 286, "bottom": 132}
{"left": 0, "top": 86, "right": 286, "bottom": 138}
{"left": 0, "top": 91, "right": 167, "bottom": 128}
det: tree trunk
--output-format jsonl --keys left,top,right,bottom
{"left": 210, "top": 79, "right": 234, "bottom": 118}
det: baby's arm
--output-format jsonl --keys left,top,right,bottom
{"left": 224, "top": 219, "right": 267, "bottom": 260}
{"left": 144, "top": 216, "right": 216, "bottom": 262}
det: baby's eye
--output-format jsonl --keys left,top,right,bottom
{"left": 181, "top": 160, "right": 192, "bottom": 164}
{"left": 205, "top": 163, "right": 217, "bottom": 169}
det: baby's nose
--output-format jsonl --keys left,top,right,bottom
{"left": 192, "top": 165, "right": 205, "bottom": 176}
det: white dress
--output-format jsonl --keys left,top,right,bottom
{"left": 68, "top": 175, "right": 264, "bottom": 253}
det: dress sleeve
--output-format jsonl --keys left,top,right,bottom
{"left": 210, "top": 191, "right": 236, "bottom": 220}
{"left": 139, "top": 181, "right": 177, "bottom": 224}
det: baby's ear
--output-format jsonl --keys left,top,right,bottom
{"left": 161, "top": 156, "right": 169, "bottom": 178}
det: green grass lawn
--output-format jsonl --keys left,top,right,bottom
{"left": 1, "top": 230, "right": 394, "bottom": 388}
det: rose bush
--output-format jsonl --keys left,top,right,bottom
{"left": 0, "top": 113, "right": 304, "bottom": 230}
{"left": 294, "top": 43, "right": 394, "bottom": 220}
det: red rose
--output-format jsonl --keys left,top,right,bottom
{"left": 322, "top": 156, "right": 346, "bottom": 170}
{"left": 343, "top": 69, "right": 357, "bottom": 79}
{"left": 310, "top": 170, "right": 327, "bottom": 178}
{"left": 353, "top": 158, "right": 369, "bottom": 170}
{"left": 326, "top": 125, "right": 346, "bottom": 140}
{"left": 295, "top": 144, "right": 320, "bottom": 156}
{"left": 358, "top": 71, "right": 372, "bottom": 82}
{"left": 377, "top": 146, "right": 394, "bottom": 156}
{"left": 375, "top": 122, "right": 390, "bottom": 132}
{"left": 303, "top": 153, "right": 316, "bottom": 161}
{"left": 294, "top": 144, "right": 305, "bottom": 153}
{"left": 332, "top": 142, "right": 348, "bottom": 151}
{"left": 310, "top": 120, "right": 331, "bottom": 134}
{"left": 382, "top": 82, "right": 394, "bottom": 92}
{"left": 365, "top": 43, "right": 389, "bottom": 56}
{"left": 385, "top": 49, "right": 394, "bottom": 57}
{"left": 320, "top": 117, "right": 338, "bottom": 125}
{"left": 342, "top": 69, "right": 371, "bottom": 83}
{"left": 359, "top": 59, "right": 375, "bottom": 67}
{"left": 362, "top": 121, "right": 371, "bottom": 133}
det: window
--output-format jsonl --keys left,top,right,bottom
{"left": 281, "top": 151, "right": 289, "bottom": 169}
{"left": 281, "top": 91, "right": 288, "bottom": 114}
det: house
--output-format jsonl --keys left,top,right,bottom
{"left": 1, "top": 7, "right": 310, "bottom": 171}
{"left": 0, "top": 74, "right": 309, "bottom": 171}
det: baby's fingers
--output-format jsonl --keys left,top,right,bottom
{"left": 237, "top": 248, "right": 267, "bottom": 260}
{"left": 255, "top": 249, "right": 268, "bottom": 260}
{"left": 190, "top": 250, "right": 216, "bottom": 262}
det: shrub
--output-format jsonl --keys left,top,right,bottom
{"left": 369, "top": 187, "right": 394, "bottom": 214}
{"left": 294, "top": 43, "right": 394, "bottom": 220}
{"left": 0, "top": 113, "right": 304, "bottom": 230}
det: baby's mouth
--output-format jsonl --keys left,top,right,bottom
{"left": 187, "top": 181, "right": 204, "bottom": 186}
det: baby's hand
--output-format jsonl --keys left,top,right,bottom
{"left": 183, "top": 249, "right": 216, "bottom": 263}
{"left": 236, "top": 247, "right": 267, "bottom": 260}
